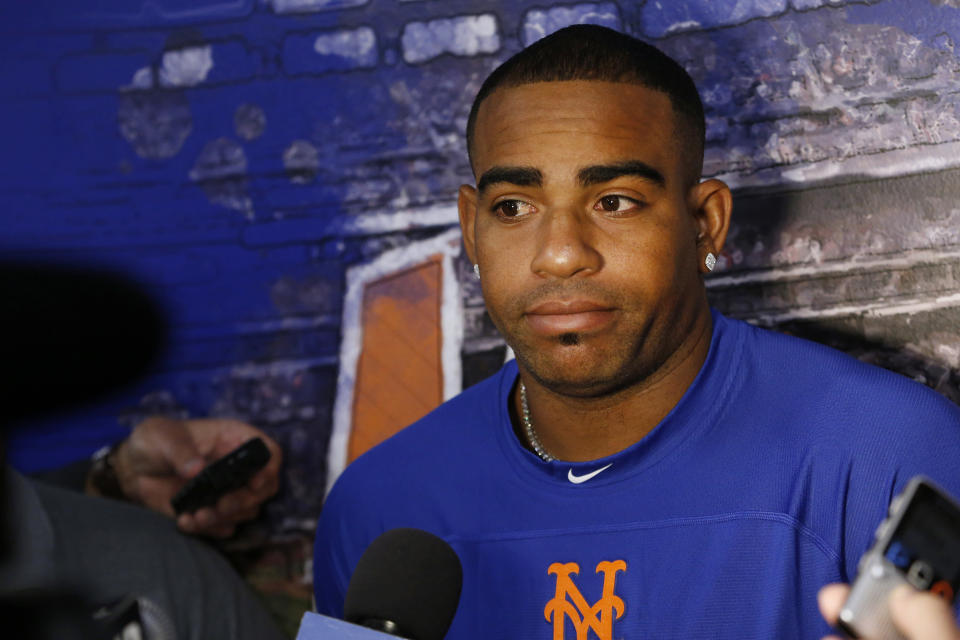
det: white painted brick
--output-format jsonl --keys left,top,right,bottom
{"left": 314, "top": 27, "right": 376, "bottom": 63}
{"left": 642, "top": 0, "right": 788, "bottom": 37}
{"left": 123, "top": 41, "right": 257, "bottom": 91}
{"left": 790, "top": 0, "right": 855, "bottom": 9}
{"left": 265, "top": 0, "right": 368, "bottom": 13}
{"left": 522, "top": 2, "right": 622, "bottom": 47}
{"left": 401, "top": 14, "right": 500, "bottom": 65}
{"left": 159, "top": 45, "right": 213, "bottom": 88}
{"left": 283, "top": 140, "right": 320, "bottom": 184}
{"left": 283, "top": 27, "right": 378, "bottom": 74}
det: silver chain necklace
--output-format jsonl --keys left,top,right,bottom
{"left": 519, "top": 382, "right": 556, "bottom": 462}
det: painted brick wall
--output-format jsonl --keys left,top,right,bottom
{"left": 3, "top": 0, "right": 960, "bottom": 539}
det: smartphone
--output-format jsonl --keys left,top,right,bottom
{"left": 171, "top": 437, "right": 271, "bottom": 515}
{"left": 838, "top": 476, "right": 960, "bottom": 639}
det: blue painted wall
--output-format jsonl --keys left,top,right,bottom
{"left": 4, "top": 0, "right": 960, "bottom": 532}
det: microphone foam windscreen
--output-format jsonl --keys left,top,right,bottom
{"left": 344, "top": 528, "right": 463, "bottom": 640}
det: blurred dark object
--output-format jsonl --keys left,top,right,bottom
{"left": 1, "top": 262, "right": 166, "bottom": 639}
{"left": 171, "top": 437, "right": 271, "bottom": 515}
{"left": 345, "top": 528, "right": 463, "bottom": 640}
{"left": 2, "top": 590, "right": 100, "bottom": 640}
{"left": 1, "top": 262, "right": 167, "bottom": 424}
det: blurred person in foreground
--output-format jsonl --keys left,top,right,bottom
{"left": 3, "top": 415, "right": 286, "bottom": 640}
{"left": 2, "top": 263, "right": 286, "bottom": 639}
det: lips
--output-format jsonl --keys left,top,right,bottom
{"left": 524, "top": 299, "right": 617, "bottom": 335}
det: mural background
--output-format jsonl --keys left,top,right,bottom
{"left": 3, "top": 0, "right": 960, "bottom": 632}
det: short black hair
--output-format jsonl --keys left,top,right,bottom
{"left": 466, "top": 25, "right": 705, "bottom": 186}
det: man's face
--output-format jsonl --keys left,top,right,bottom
{"left": 459, "top": 80, "right": 718, "bottom": 398}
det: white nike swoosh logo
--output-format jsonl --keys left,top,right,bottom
{"left": 567, "top": 463, "right": 613, "bottom": 484}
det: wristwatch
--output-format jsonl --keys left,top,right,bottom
{"left": 89, "top": 443, "right": 126, "bottom": 500}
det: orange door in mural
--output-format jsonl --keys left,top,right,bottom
{"left": 348, "top": 256, "right": 444, "bottom": 463}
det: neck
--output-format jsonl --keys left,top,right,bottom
{"left": 514, "top": 311, "right": 714, "bottom": 462}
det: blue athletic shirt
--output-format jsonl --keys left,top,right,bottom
{"left": 314, "top": 310, "right": 960, "bottom": 639}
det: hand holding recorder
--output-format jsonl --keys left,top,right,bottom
{"left": 820, "top": 583, "right": 960, "bottom": 640}
{"left": 819, "top": 476, "right": 960, "bottom": 640}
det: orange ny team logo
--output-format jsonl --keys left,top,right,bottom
{"left": 544, "top": 560, "right": 627, "bottom": 640}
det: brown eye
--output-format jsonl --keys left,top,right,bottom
{"left": 600, "top": 196, "right": 622, "bottom": 211}
{"left": 595, "top": 195, "right": 641, "bottom": 214}
{"left": 493, "top": 199, "right": 535, "bottom": 219}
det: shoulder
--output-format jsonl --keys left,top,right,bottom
{"left": 352, "top": 362, "right": 507, "bottom": 470}
{"left": 321, "top": 360, "right": 514, "bottom": 515}
{"left": 728, "top": 314, "right": 959, "bottom": 418}
{"left": 720, "top": 314, "right": 960, "bottom": 465}
{"left": 714, "top": 316, "right": 960, "bottom": 568}
{"left": 313, "top": 362, "right": 515, "bottom": 612}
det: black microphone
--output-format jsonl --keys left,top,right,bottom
{"left": 344, "top": 528, "right": 463, "bottom": 640}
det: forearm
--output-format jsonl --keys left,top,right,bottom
{"left": 31, "top": 442, "right": 128, "bottom": 500}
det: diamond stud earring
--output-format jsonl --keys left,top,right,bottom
{"left": 473, "top": 263, "right": 480, "bottom": 280}
{"left": 704, "top": 253, "right": 717, "bottom": 272}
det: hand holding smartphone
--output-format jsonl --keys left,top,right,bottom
{"left": 171, "top": 437, "right": 272, "bottom": 516}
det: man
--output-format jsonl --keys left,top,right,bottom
{"left": 3, "top": 417, "right": 286, "bottom": 639}
{"left": 313, "top": 25, "right": 960, "bottom": 639}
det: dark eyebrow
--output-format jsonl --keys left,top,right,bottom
{"left": 578, "top": 161, "right": 665, "bottom": 188}
{"left": 477, "top": 166, "right": 543, "bottom": 196}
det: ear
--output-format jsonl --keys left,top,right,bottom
{"left": 689, "top": 178, "right": 732, "bottom": 272}
{"left": 458, "top": 184, "right": 479, "bottom": 265}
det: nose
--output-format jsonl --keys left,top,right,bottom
{"left": 529, "top": 208, "right": 602, "bottom": 279}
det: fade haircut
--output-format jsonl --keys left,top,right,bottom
{"left": 466, "top": 24, "right": 706, "bottom": 187}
